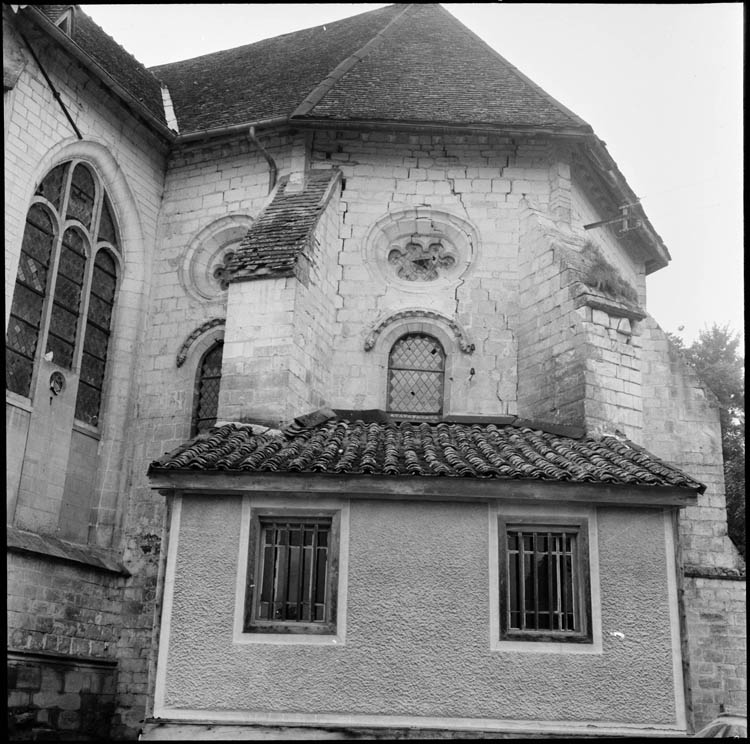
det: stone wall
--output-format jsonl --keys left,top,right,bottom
{"left": 311, "top": 130, "right": 559, "bottom": 416}
{"left": 7, "top": 550, "right": 123, "bottom": 739}
{"left": 8, "top": 651, "right": 117, "bottom": 740}
{"left": 4, "top": 16, "right": 167, "bottom": 740}
{"left": 683, "top": 575, "right": 747, "bottom": 729}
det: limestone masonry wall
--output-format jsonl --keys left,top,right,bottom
{"left": 311, "top": 130, "right": 560, "bottom": 415}
{"left": 5, "top": 22, "right": 168, "bottom": 740}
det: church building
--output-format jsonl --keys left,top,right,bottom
{"left": 5, "top": 4, "right": 745, "bottom": 739}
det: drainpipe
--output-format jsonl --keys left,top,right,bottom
{"left": 247, "top": 126, "right": 277, "bottom": 194}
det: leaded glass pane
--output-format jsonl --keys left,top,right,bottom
{"left": 97, "top": 194, "right": 118, "bottom": 246}
{"left": 46, "top": 228, "right": 87, "bottom": 369}
{"left": 35, "top": 163, "right": 69, "bottom": 210}
{"left": 387, "top": 334, "right": 445, "bottom": 417}
{"left": 193, "top": 342, "right": 223, "bottom": 434}
{"left": 6, "top": 207, "right": 56, "bottom": 396}
{"left": 389, "top": 334, "right": 445, "bottom": 371}
{"left": 66, "top": 163, "right": 96, "bottom": 228}
{"left": 74, "top": 250, "right": 117, "bottom": 425}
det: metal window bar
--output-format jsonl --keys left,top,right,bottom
{"left": 508, "top": 528, "right": 578, "bottom": 633}
{"left": 258, "top": 520, "right": 329, "bottom": 623}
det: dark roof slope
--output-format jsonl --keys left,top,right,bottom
{"left": 149, "top": 4, "right": 405, "bottom": 133}
{"left": 148, "top": 3, "right": 590, "bottom": 135}
{"left": 149, "top": 418, "right": 704, "bottom": 493}
{"left": 301, "top": 3, "right": 589, "bottom": 130}
{"left": 227, "top": 169, "right": 341, "bottom": 282}
{"left": 30, "top": 5, "right": 166, "bottom": 125}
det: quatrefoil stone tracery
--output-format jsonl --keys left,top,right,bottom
{"left": 212, "top": 250, "right": 236, "bottom": 290}
{"left": 387, "top": 241, "right": 457, "bottom": 282}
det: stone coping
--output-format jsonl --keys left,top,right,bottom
{"left": 7, "top": 526, "right": 130, "bottom": 576}
{"left": 684, "top": 565, "right": 746, "bottom": 581}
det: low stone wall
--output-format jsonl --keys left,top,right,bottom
{"left": 7, "top": 651, "right": 117, "bottom": 740}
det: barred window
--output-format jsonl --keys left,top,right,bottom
{"left": 387, "top": 333, "right": 445, "bottom": 420}
{"left": 192, "top": 341, "right": 223, "bottom": 435}
{"left": 499, "top": 518, "right": 592, "bottom": 643}
{"left": 6, "top": 161, "right": 120, "bottom": 421}
{"left": 244, "top": 512, "right": 340, "bottom": 635}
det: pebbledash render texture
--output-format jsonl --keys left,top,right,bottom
{"left": 4, "top": 3, "right": 745, "bottom": 741}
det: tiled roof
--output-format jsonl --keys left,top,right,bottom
{"left": 149, "top": 417, "right": 705, "bottom": 493}
{"left": 226, "top": 169, "right": 341, "bottom": 282}
{"left": 149, "top": 5, "right": 405, "bottom": 133}
{"left": 301, "top": 4, "right": 589, "bottom": 131}
{"left": 29, "top": 5, "right": 167, "bottom": 126}
{"left": 148, "top": 4, "right": 590, "bottom": 135}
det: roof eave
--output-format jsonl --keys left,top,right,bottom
{"left": 580, "top": 134, "right": 671, "bottom": 274}
{"left": 21, "top": 6, "right": 176, "bottom": 141}
{"left": 173, "top": 116, "right": 290, "bottom": 145}
{"left": 147, "top": 470, "right": 699, "bottom": 507}
{"left": 289, "top": 115, "right": 593, "bottom": 140}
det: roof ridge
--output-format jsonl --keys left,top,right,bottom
{"left": 431, "top": 3, "right": 592, "bottom": 133}
{"left": 292, "top": 3, "right": 414, "bottom": 118}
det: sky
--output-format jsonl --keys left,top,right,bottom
{"left": 81, "top": 3, "right": 743, "bottom": 350}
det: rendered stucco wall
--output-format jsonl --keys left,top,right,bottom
{"left": 159, "top": 494, "right": 681, "bottom": 729}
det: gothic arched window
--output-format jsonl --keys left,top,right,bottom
{"left": 6, "top": 161, "right": 120, "bottom": 427}
{"left": 192, "top": 341, "right": 224, "bottom": 435}
{"left": 387, "top": 333, "right": 445, "bottom": 420}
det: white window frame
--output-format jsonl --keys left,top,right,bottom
{"left": 488, "top": 502, "right": 602, "bottom": 654}
{"left": 233, "top": 494, "right": 350, "bottom": 646}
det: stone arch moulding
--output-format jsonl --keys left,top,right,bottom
{"left": 364, "top": 309, "right": 475, "bottom": 355}
{"left": 364, "top": 207, "right": 480, "bottom": 292}
{"left": 7, "top": 136, "right": 147, "bottom": 329}
{"left": 176, "top": 318, "right": 226, "bottom": 368}
{"left": 179, "top": 214, "right": 254, "bottom": 302}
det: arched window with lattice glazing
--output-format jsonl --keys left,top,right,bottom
{"left": 192, "top": 341, "right": 224, "bottom": 435}
{"left": 387, "top": 333, "right": 445, "bottom": 420}
{"left": 6, "top": 161, "right": 120, "bottom": 428}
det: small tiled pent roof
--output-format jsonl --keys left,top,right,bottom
{"left": 29, "top": 5, "right": 167, "bottom": 126}
{"left": 149, "top": 416, "right": 705, "bottom": 493}
{"left": 148, "top": 3, "right": 590, "bottom": 136}
{"left": 226, "top": 169, "right": 341, "bottom": 282}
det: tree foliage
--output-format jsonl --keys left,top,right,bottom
{"left": 670, "top": 324, "right": 745, "bottom": 558}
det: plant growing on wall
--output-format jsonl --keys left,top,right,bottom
{"left": 581, "top": 240, "right": 639, "bottom": 306}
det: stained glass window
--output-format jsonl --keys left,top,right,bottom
{"left": 6, "top": 159, "right": 120, "bottom": 429}
{"left": 6, "top": 206, "right": 56, "bottom": 396}
{"left": 97, "top": 194, "right": 118, "bottom": 247}
{"left": 66, "top": 163, "right": 96, "bottom": 229}
{"left": 75, "top": 250, "right": 117, "bottom": 426}
{"left": 46, "top": 228, "right": 87, "bottom": 369}
{"left": 34, "top": 163, "right": 69, "bottom": 211}
{"left": 387, "top": 333, "right": 445, "bottom": 419}
{"left": 192, "top": 342, "right": 223, "bottom": 435}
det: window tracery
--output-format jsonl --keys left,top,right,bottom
{"left": 6, "top": 160, "right": 120, "bottom": 429}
